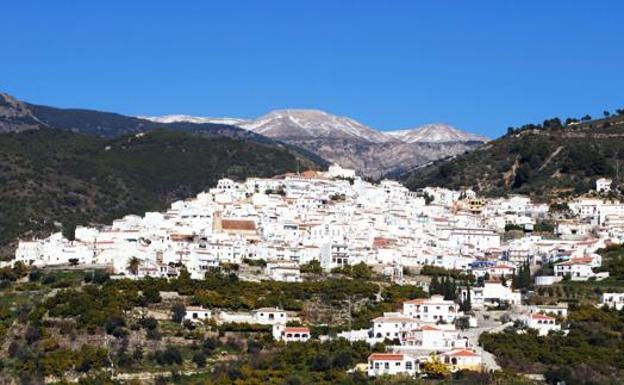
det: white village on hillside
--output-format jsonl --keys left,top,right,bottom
{"left": 8, "top": 164, "right": 624, "bottom": 377}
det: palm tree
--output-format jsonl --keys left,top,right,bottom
{"left": 127, "top": 257, "right": 141, "bottom": 276}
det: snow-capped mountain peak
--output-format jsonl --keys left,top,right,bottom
{"left": 138, "top": 112, "right": 487, "bottom": 145}
{"left": 386, "top": 123, "right": 488, "bottom": 143}
{"left": 239, "top": 109, "right": 393, "bottom": 142}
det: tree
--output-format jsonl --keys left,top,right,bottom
{"left": 604, "top": 110, "right": 611, "bottom": 118}
{"left": 192, "top": 351, "right": 207, "bottom": 368}
{"left": 422, "top": 353, "right": 449, "bottom": 379}
{"left": 142, "top": 287, "right": 161, "bottom": 304}
{"left": 300, "top": 260, "right": 323, "bottom": 274}
{"left": 352, "top": 262, "right": 371, "bottom": 280}
{"left": 429, "top": 275, "right": 440, "bottom": 295}
{"left": 62, "top": 222, "right": 76, "bottom": 241}
{"left": 171, "top": 302, "right": 186, "bottom": 324}
{"left": 460, "top": 285, "right": 471, "bottom": 312}
{"left": 127, "top": 257, "right": 141, "bottom": 276}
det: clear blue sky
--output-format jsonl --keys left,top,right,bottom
{"left": 1, "top": 1, "right": 623, "bottom": 137}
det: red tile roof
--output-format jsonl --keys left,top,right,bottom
{"left": 368, "top": 353, "right": 404, "bottom": 361}
{"left": 221, "top": 219, "right": 256, "bottom": 231}
{"left": 444, "top": 349, "right": 479, "bottom": 357}
{"left": 530, "top": 313, "right": 555, "bottom": 320}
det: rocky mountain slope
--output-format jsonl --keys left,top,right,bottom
{"left": 400, "top": 115, "right": 624, "bottom": 200}
{"left": 386, "top": 123, "right": 489, "bottom": 143}
{"left": 144, "top": 110, "right": 487, "bottom": 176}
{"left": 0, "top": 93, "right": 43, "bottom": 132}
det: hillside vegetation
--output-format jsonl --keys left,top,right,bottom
{"left": 0, "top": 129, "right": 321, "bottom": 253}
{"left": 401, "top": 113, "right": 624, "bottom": 200}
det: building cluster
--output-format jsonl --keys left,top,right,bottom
{"left": 10, "top": 165, "right": 624, "bottom": 378}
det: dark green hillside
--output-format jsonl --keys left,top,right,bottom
{"left": 401, "top": 114, "right": 624, "bottom": 200}
{"left": 28, "top": 102, "right": 269, "bottom": 141}
{"left": 0, "top": 129, "right": 322, "bottom": 253}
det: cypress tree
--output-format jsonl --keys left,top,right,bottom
{"left": 430, "top": 275, "right": 440, "bottom": 295}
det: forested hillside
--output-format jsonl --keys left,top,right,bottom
{"left": 401, "top": 114, "right": 624, "bottom": 200}
{"left": 0, "top": 129, "right": 321, "bottom": 254}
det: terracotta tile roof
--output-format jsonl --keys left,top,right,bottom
{"left": 368, "top": 353, "right": 403, "bottom": 361}
{"left": 418, "top": 325, "right": 441, "bottom": 331}
{"left": 221, "top": 219, "right": 256, "bottom": 231}
{"left": 373, "top": 316, "right": 415, "bottom": 323}
{"left": 444, "top": 349, "right": 479, "bottom": 357}
{"left": 372, "top": 236, "right": 397, "bottom": 248}
{"left": 555, "top": 257, "right": 593, "bottom": 266}
{"left": 284, "top": 327, "right": 310, "bottom": 333}
{"left": 403, "top": 298, "right": 427, "bottom": 305}
{"left": 530, "top": 313, "right": 555, "bottom": 320}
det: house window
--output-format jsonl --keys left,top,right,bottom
{"left": 406, "top": 361, "right": 412, "bottom": 370}
{"left": 384, "top": 362, "right": 389, "bottom": 369}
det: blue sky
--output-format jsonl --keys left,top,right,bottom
{"left": 1, "top": 1, "right": 623, "bottom": 137}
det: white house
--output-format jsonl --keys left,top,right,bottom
{"left": 184, "top": 306, "right": 212, "bottom": 322}
{"left": 401, "top": 325, "right": 469, "bottom": 350}
{"left": 367, "top": 353, "right": 420, "bottom": 377}
{"left": 553, "top": 257, "right": 605, "bottom": 281}
{"left": 265, "top": 262, "right": 302, "bottom": 282}
{"left": 371, "top": 314, "right": 420, "bottom": 340}
{"left": 326, "top": 164, "right": 356, "bottom": 179}
{"left": 600, "top": 293, "right": 624, "bottom": 310}
{"left": 596, "top": 178, "right": 612, "bottom": 193}
{"left": 522, "top": 313, "right": 561, "bottom": 336}
{"left": 439, "top": 349, "right": 482, "bottom": 372}
{"left": 272, "top": 325, "right": 311, "bottom": 343}
{"left": 459, "top": 281, "right": 521, "bottom": 308}
{"left": 528, "top": 304, "right": 568, "bottom": 319}
{"left": 251, "top": 307, "right": 289, "bottom": 324}
{"left": 402, "top": 296, "right": 462, "bottom": 323}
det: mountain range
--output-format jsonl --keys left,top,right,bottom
{"left": 143, "top": 109, "right": 488, "bottom": 176}
{"left": 0, "top": 91, "right": 488, "bottom": 176}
